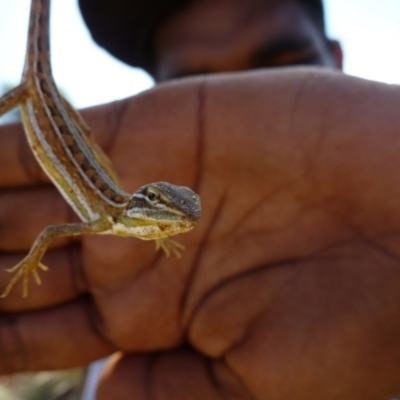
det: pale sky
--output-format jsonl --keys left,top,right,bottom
{"left": 0, "top": 0, "right": 399, "bottom": 124}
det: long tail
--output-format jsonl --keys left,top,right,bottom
{"left": 23, "top": 0, "right": 52, "bottom": 78}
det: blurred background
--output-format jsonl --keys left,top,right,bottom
{"left": 0, "top": 0, "right": 399, "bottom": 399}
{"left": 0, "top": 0, "right": 399, "bottom": 120}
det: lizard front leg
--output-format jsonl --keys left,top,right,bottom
{"left": 155, "top": 238, "right": 186, "bottom": 258}
{"left": 1, "top": 219, "right": 110, "bottom": 298}
{"left": 0, "top": 84, "right": 28, "bottom": 116}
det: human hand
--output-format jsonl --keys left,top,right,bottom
{"left": 1, "top": 69, "right": 400, "bottom": 399}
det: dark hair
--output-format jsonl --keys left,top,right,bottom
{"left": 79, "top": 0, "right": 326, "bottom": 77}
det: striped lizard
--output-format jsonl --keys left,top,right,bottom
{"left": 0, "top": 0, "right": 201, "bottom": 298}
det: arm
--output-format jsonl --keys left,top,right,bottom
{"left": 1, "top": 69, "right": 400, "bottom": 399}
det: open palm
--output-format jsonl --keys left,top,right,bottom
{"left": 0, "top": 69, "right": 400, "bottom": 399}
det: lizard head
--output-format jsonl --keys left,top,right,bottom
{"left": 120, "top": 182, "right": 201, "bottom": 239}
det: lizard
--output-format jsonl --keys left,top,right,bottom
{"left": 0, "top": 0, "right": 201, "bottom": 298}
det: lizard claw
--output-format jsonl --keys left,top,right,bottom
{"left": 1, "top": 259, "right": 48, "bottom": 298}
{"left": 155, "top": 238, "right": 186, "bottom": 258}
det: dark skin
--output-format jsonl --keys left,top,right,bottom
{"left": 153, "top": 0, "right": 343, "bottom": 79}
{"left": 1, "top": 1, "right": 400, "bottom": 400}
{"left": 1, "top": 70, "right": 400, "bottom": 399}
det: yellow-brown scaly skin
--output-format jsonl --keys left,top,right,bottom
{"left": 0, "top": 0, "right": 201, "bottom": 298}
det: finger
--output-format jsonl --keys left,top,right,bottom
{"left": 0, "top": 121, "right": 48, "bottom": 187}
{"left": 0, "top": 103, "right": 128, "bottom": 188}
{"left": 78, "top": 87, "right": 203, "bottom": 194}
{"left": 0, "top": 89, "right": 200, "bottom": 191}
{"left": 0, "top": 234, "right": 168, "bottom": 312}
{"left": 0, "top": 297, "right": 114, "bottom": 374}
{"left": 97, "top": 350, "right": 251, "bottom": 400}
{"left": 0, "top": 103, "right": 118, "bottom": 188}
{"left": 0, "top": 239, "right": 151, "bottom": 311}
{"left": 0, "top": 186, "right": 73, "bottom": 251}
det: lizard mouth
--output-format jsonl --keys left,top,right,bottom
{"left": 112, "top": 217, "right": 197, "bottom": 239}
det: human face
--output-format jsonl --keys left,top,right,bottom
{"left": 154, "top": 0, "right": 342, "bottom": 81}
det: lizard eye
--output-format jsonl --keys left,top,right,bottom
{"left": 147, "top": 191, "right": 157, "bottom": 202}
